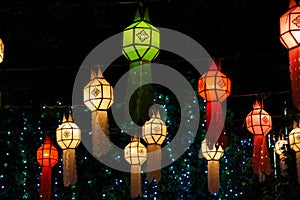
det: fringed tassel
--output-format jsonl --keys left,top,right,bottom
{"left": 130, "top": 165, "right": 142, "bottom": 199}
{"left": 92, "top": 110, "right": 110, "bottom": 157}
{"left": 146, "top": 144, "right": 161, "bottom": 183}
{"left": 40, "top": 167, "right": 51, "bottom": 200}
{"left": 63, "top": 149, "right": 77, "bottom": 187}
{"left": 289, "top": 47, "right": 300, "bottom": 111}
{"left": 296, "top": 152, "right": 300, "bottom": 184}
{"left": 205, "top": 101, "right": 224, "bottom": 149}
{"left": 279, "top": 154, "right": 287, "bottom": 176}
{"left": 207, "top": 160, "right": 220, "bottom": 193}
{"left": 253, "top": 135, "right": 271, "bottom": 182}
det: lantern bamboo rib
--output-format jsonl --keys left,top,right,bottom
{"left": 40, "top": 167, "right": 51, "bottom": 200}
{"left": 207, "top": 160, "right": 219, "bottom": 193}
{"left": 146, "top": 144, "right": 161, "bottom": 183}
{"left": 296, "top": 152, "right": 300, "bottom": 184}
{"left": 92, "top": 111, "right": 110, "bottom": 157}
{"left": 130, "top": 165, "right": 142, "bottom": 199}
{"left": 63, "top": 149, "right": 77, "bottom": 187}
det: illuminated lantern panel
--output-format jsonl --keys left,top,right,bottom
{"left": 0, "top": 38, "right": 4, "bottom": 63}
{"left": 289, "top": 127, "right": 300, "bottom": 152}
{"left": 275, "top": 139, "right": 288, "bottom": 155}
{"left": 142, "top": 112, "right": 167, "bottom": 145}
{"left": 37, "top": 137, "right": 59, "bottom": 167}
{"left": 83, "top": 69, "right": 114, "bottom": 111}
{"left": 124, "top": 138, "right": 147, "bottom": 166}
{"left": 122, "top": 9, "right": 160, "bottom": 63}
{"left": 201, "top": 139, "right": 224, "bottom": 161}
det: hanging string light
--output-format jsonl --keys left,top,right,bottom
{"left": 124, "top": 136, "right": 147, "bottom": 199}
{"left": 36, "top": 136, "right": 58, "bottom": 200}
{"left": 56, "top": 112, "right": 81, "bottom": 187}
{"left": 142, "top": 110, "right": 167, "bottom": 183}
{"left": 83, "top": 68, "right": 114, "bottom": 157}
{"left": 288, "top": 120, "right": 300, "bottom": 184}
{"left": 245, "top": 99, "right": 272, "bottom": 182}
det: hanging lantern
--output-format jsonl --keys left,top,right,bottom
{"left": 124, "top": 136, "right": 147, "bottom": 199}
{"left": 275, "top": 135, "right": 288, "bottom": 175}
{"left": 122, "top": 8, "right": 160, "bottom": 126}
{"left": 198, "top": 59, "right": 231, "bottom": 149}
{"left": 200, "top": 139, "right": 224, "bottom": 193}
{"left": 37, "top": 136, "right": 58, "bottom": 200}
{"left": 83, "top": 68, "right": 114, "bottom": 157}
{"left": 288, "top": 120, "right": 300, "bottom": 184}
{"left": 56, "top": 113, "right": 81, "bottom": 187}
{"left": 245, "top": 99, "right": 272, "bottom": 182}
{"left": 142, "top": 111, "right": 167, "bottom": 183}
{"left": 280, "top": 0, "right": 300, "bottom": 110}
{"left": 0, "top": 38, "right": 4, "bottom": 63}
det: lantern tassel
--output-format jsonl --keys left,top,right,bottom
{"left": 146, "top": 144, "right": 161, "bottom": 183}
{"left": 205, "top": 101, "right": 224, "bottom": 149}
{"left": 40, "top": 167, "right": 52, "bottom": 200}
{"left": 207, "top": 160, "right": 220, "bottom": 193}
{"left": 289, "top": 47, "right": 300, "bottom": 111}
{"left": 279, "top": 154, "right": 287, "bottom": 175}
{"left": 92, "top": 110, "right": 110, "bottom": 157}
{"left": 130, "top": 165, "right": 142, "bottom": 199}
{"left": 63, "top": 149, "right": 77, "bottom": 187}
{"left": 296, "top": 152, "right": 300, "bottom": 184}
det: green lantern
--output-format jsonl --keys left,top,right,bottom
{"left": 122, "top": 8, "right": 160, "bottom": 63}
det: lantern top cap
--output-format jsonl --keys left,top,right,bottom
{"left": 253, "top": 99, "right": 264, "bottom": 109}
{"left": 290, "top": 0, "right": 297, "bottom": 8}
{"left": 133, "top": 7, "right": 150, "bottom": 23}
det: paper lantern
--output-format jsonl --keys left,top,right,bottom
{"left": 275, "top": 135, "right": 288, "bottom": 175}
{"left": 83, "top": 68, "right": 113, "bottom": 157}
{"left": 198, "top": 60, "right": 231, "bottom": 149}
{"left": 0, "top": 38, "right": 4, "bottom": 63}
{"left": 37, "top": 136, "right": 58, "bottom": 200}
{"left": 142, "top": 111, "right": 167, "bottom": 183}
{"left": 124, "top": 137, "right": 147, "bottom": 199}
{"left": 56, "top": 113, "right": 81, "bottom": 187}
{"left": 288, "top": 120, "right": 300, "bottom": 184}
{"left": 245, "top": 100, "right": 272, "bottom": 182}
{"left": 280, "top": 0, "right": 300, "bottom": 110}
{"left": 122, "top": 8, "right": 160, "bottom": 63}
{"left": 200, "top": 139, "right": 224, "bottom": 193}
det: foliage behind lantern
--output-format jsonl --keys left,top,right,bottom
{"left": 122, "top": 8, "right": 160, "bottom": 63}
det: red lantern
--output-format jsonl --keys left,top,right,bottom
{"left": 37, "top": 136, "right": 58, "bottom": 200}
{"left": 198, "top": 59, "right": 231, "bottom": 149}
{"left": 280, "top": 0, "right": 300, "bottom": 110}
{"left": 245, "top": 100, "right": 272, "bottom": 182}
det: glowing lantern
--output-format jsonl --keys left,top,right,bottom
{"left": 124, "top": 136, "right": 147, "bottom": 199}
{"left": 200, "top": 139, "right": 224, "bottom": 193}
{"left": 0, "top": 38, "right": 4, "bottom": 63}
{"left": 275, "top": 134, "right": 288, "bottom": 175}
{"left": 198, "top": 59, "right": 231, "bottom": 149}
{"left": 142, "top": 111, "right": 167, "bottom": 183}
{"left": 288, "top": 120, "right": 300, "bottom": 184}
{"left": 245, "top": 99, "right": 272, "bottom": 182}
{"left": 37, "top": 136, "right": 58, "bottom": 200}
{"left": 83, "top": 68, "right": 113, "bottom": 157}
{"left": 56, "top": 113, "right": 81, "bottom": 187}
{"left": 280, "top": 0, "right": 300, "bottom": 110}
{"left": 122, "top": 8, "right": 160, "bottom": 125}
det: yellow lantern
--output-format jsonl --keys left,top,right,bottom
{"left": 56, "top": 113, "right": 81, "bottom": 187}
{"left": 142, "top": 111, "right": 167, "bottom": 183}
{"left": 0, "top": 38, "right": 4, "bottom": 63}
{"left": 288, "top": 120, "right": 300, "bottom": 184}
{"left": 200, "top": 139, "right": 224, "bottom": 193}
{"left": 275, "top": 135, "right": 288, "bottom": 175}
{"left": 83, "top": 68, "right": 113, "bottom": 157}
{"left": 124, "top": 136, "right": 147, "bottom": 199}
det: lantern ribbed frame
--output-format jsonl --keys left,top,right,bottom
{"left": 124, "top": 137, "right": 147, "bottom": 165}
{"left": 37, "top": 137, "right": 59, "bottom": 167}
{"left": 280, "top": 4, "right": 300, "bottom": 49}
{"left": 83, "top": 72, "right": 114, "bottom": 111}
{"left": 56, "top": 115, "right": 81, "bottom": 150}
{"left": 289, "top": 127, "right": 300, "bottom": 152}
{"left": 142, "top": 114, "right": 167, "bottom": 145}
{"left": 198, "top": 68, "right": 231, "bottom": 102}
{"left": 201, "top": 139, "right": 224, "bottom": 161}
{"left": 245, "top": 101, "right": 272, "bottom": 136}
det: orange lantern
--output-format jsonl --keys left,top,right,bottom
{"left": 200, "top": 139, "right": 224, "bottom": 193}
{"left": 280, "top": 0, "right": 300, "bottom": 110}
{"left": 37, "top": 136, "right": 58, "bottom": 200}
{"left": 56, "top": 113, "right": 81, "bottom": 187}
{"left": 142, "top": 111, "right": 167, "bottom": 183}
{"left": 198, "top": 59, "right": 231, "bottom": 149}
{"left": 245, "top": 99, "right": 272, "bottom": 182}
{"left": 124, "top": 136, "right": 147, "bottom": 199}
{"left": 288, "top": 120, "right": 300, "bottom": 184}
{"left": 83, "top": 68, "right": 114, "bottom": 157}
